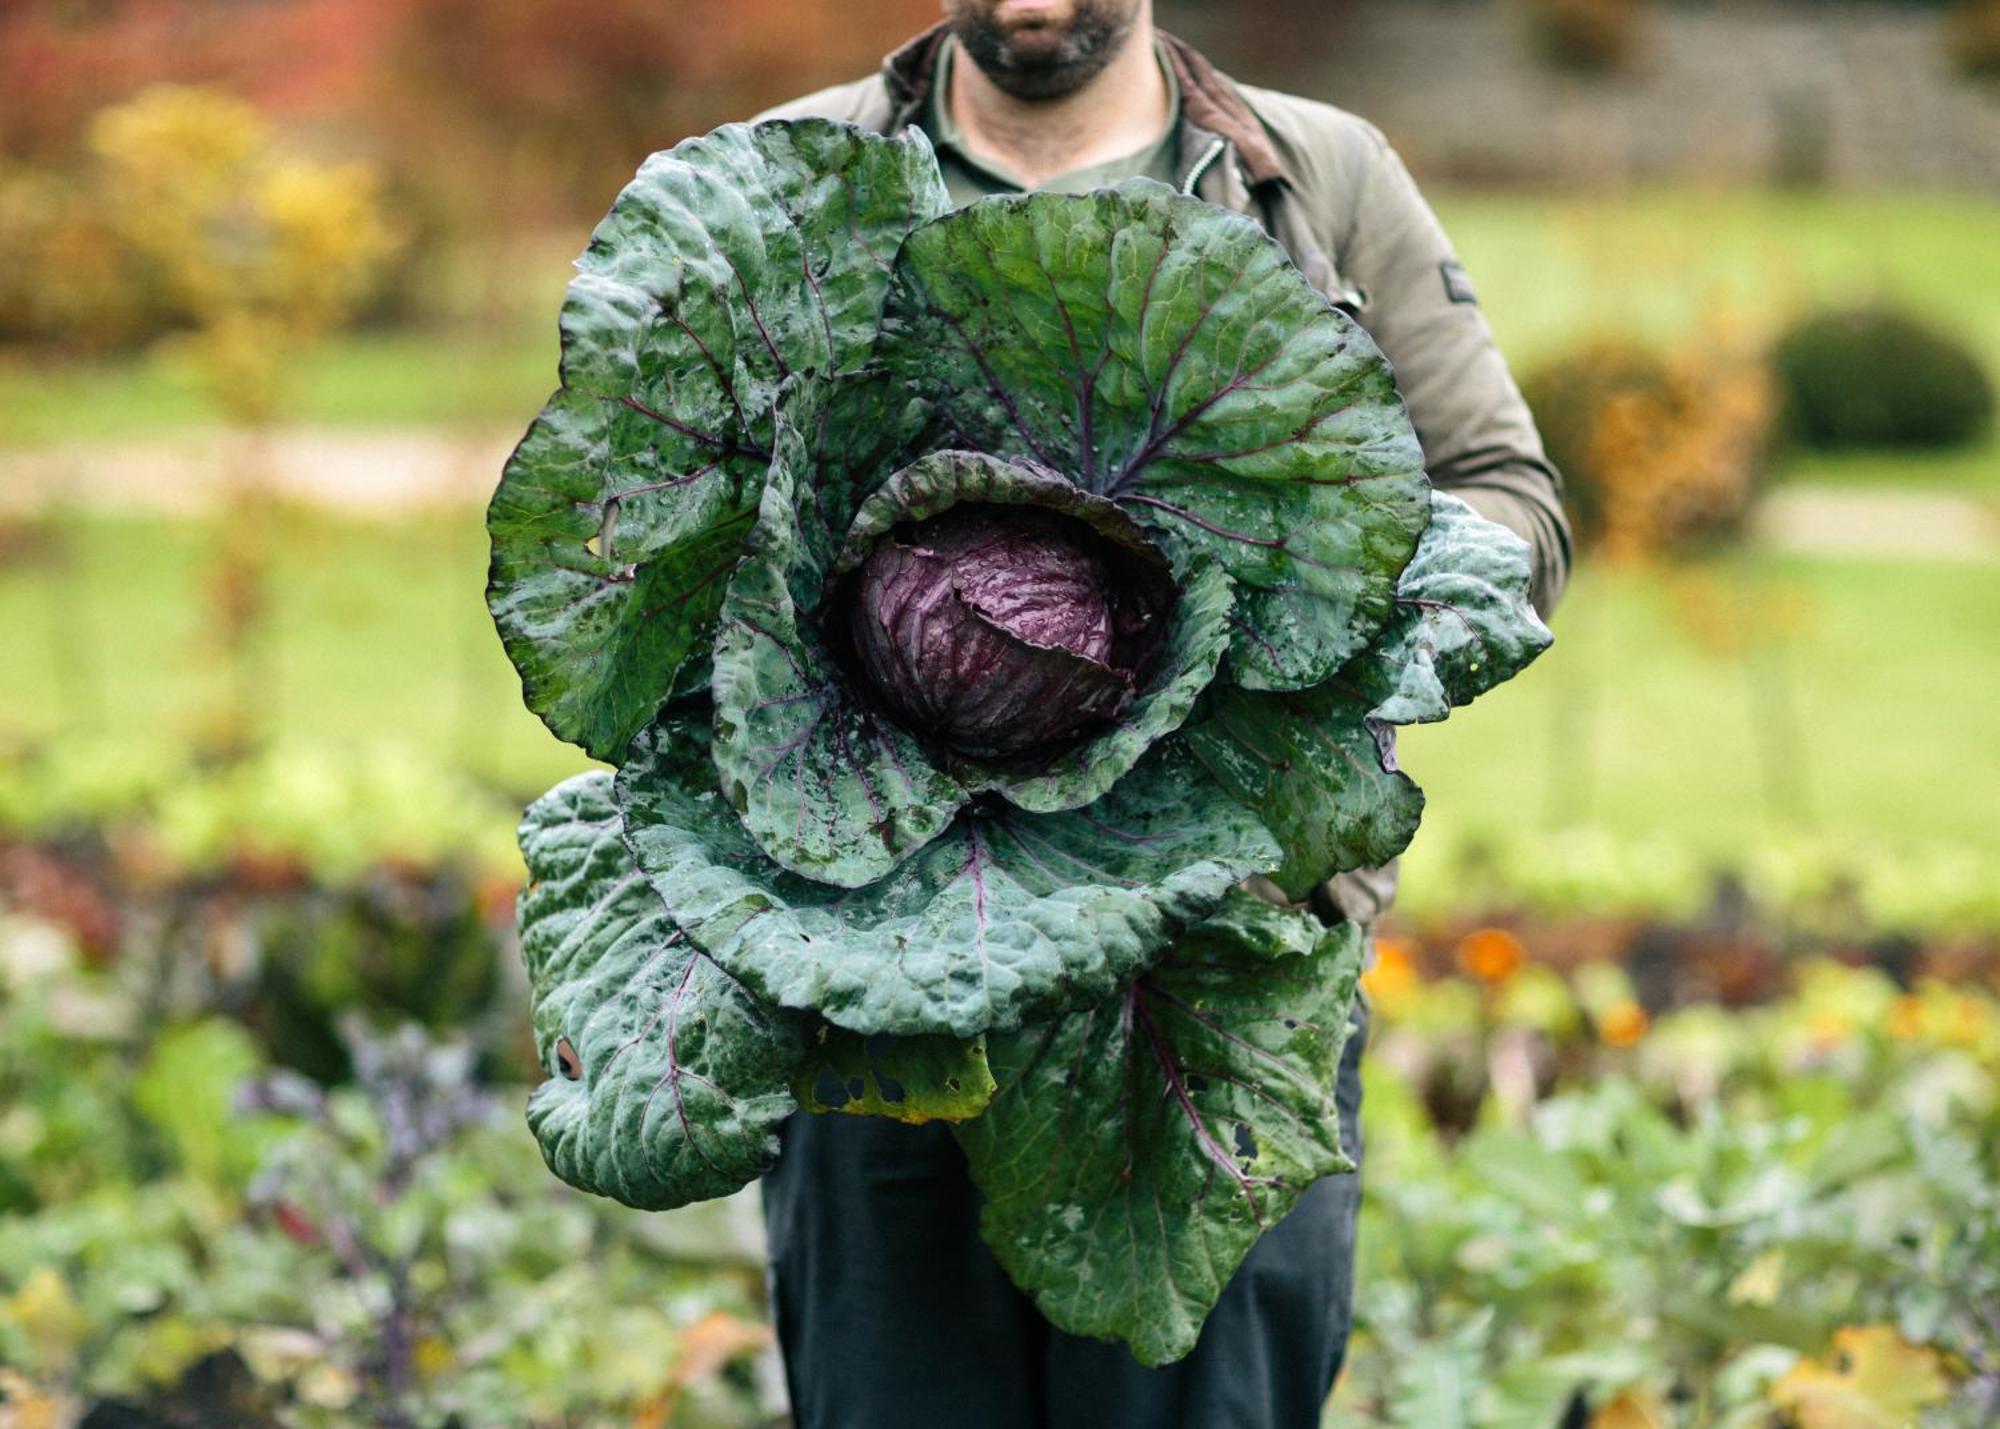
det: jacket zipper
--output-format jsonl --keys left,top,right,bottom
{"left": 1181, "top": 138, "right": 1226, "bottom": 195}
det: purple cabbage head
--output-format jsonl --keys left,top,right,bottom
{"left": 847, "top": 504, "right": 1170, "bottom": 763}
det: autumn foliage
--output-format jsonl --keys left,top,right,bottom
{"left": 1522, "top": 331, "right": 1775, "bottom": 561}
{"left": 2, "top": 0, "right": 940, "bottom": 216}
{"left": 0, "top": 0, "right": 943, "bottom": 351}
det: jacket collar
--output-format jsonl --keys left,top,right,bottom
{"left": 880, "top": 22, "right": 1291, "bottom": 189}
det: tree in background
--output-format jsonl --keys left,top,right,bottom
{"left": 1520, "top": 324, "right": 1821, "bottom": 829}
{"left": 2, "top": 0, "right": 939, "bottom": 241}
{"left": 90, "top": 84, "right": 398, "bottom": 422}
{"left": 90, "top": 84, "right": 399, "bottom": 754}
{"left": 371, "top": 0, "right": 940, "bottom": 228}
{"left": 1, "top": 0, "right": 401, "bottom": 347}
{"left": 0, "top": 0, "right": 382, "bottom": 165}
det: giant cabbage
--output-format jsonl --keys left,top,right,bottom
{"left": 491, "top": 118, "right": 1552, "bottom": 1364}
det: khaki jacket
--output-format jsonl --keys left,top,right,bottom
{"left": 758, "top": 26, "right": 1574, "bottom": 925}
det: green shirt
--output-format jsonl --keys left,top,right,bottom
{"left": 922, "top": 38, "right": 1184, "bottom": 208}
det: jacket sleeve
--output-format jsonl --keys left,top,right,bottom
{"left": 1334, "top": 134, "right": 1573, "bottom": 615}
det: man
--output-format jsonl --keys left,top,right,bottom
{"left": 754, "top": 3, "right": 1572, "bottom": 1425}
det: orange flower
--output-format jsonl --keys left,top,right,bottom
{"left": 1361, "top": 937, "right": 1421, "bottom": 1015}
{"left": 1950, "top": 994, "right": 1990, "bottom": 1049}
{"left": 1598, "top": 999, "right": 1649, "bottom": 1047}
{"left": 1807, "top": 1009, "right": 1853, "bottom": 1052}
{"left": 1374, "top": 935, "right": 1420, "bottom": 971}
{"left": 1456, "top": 927, "right": 1526, "bottom": 985}
{"left": 1887, "top": 995, "right": 1925, "bottom": 1042}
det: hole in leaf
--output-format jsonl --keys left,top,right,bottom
{"left": 556, "top": 1037, "right": 583, "bottom": 1080}
{"left": 812, "top": 1066, "right": 849, "bottom": 1107}
{"left": 1232, "top": 1122, "right": 1259, "bottom": 1163}
{"left": 878, "top": 1075, "right": 907, "bottom": 1104}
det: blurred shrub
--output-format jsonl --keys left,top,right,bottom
{"left": 0, "top": 962, "right": 777, "bottom": 1425}
{"left": 0, "top": 733, "right": 531, "bottom": 1081}
{"left": 1951, "top": 0, "right": 2000, "bottom": 79}
{"left": 1772, "top": 305, "right": 1995, "bottom": 450}
{"left": 1521, "top": 0, "right": 1644, "bottom": 74}
{"left": 0, "top": 166, "right": 165, "bottom": 352}
{"left": 90, "top": 86, "right": 400, "bottom": 420}
{"left": 0, "top": 85, "right": 398, "bottom": 400}
{"left": 1523, "top": 332, "right": 1776, "bottom": 559}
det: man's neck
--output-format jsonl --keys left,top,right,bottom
{"left": 945, "top": 23, "right": 1170, "bottom": 187}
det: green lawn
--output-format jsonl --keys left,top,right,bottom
{"left": 3, "top": 188, "right": 1996, "bottom": 488}
{"left": 0, "top": 326, "right": 561, "bottom": 447}
{"left": 3, "top": 512, "right": 1994, "bottom": 895}
{"left": 1394, "top": 552, "right": 2000, "bottom": 926}
{"left": 0, "top": 511, "right": 589, "bottom": 800}
{"left": 1432, "top": 189, "right": 2000, "bottom": 375}
{"left": 1403, "top": 550, "right": 2000, "bottom": 852}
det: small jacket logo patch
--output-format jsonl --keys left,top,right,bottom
{"left": 1440, "top": 260, "right": 1478, "bottom": 305}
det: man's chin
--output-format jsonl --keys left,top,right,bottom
{"left": 948, "top": 0, "right": 1137, "bottom": 101}
{"left": 990, "top": 29, "right": 1072, "bottom": 68}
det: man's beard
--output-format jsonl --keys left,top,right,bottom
{"left": 944, "top": 1, "right": 1142, "bottom": 101}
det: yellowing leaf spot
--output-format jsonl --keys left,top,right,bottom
{"left": 1727, "top": 1249, "right": 1785, "bottom": 1306}
{"left": 1590, "top": 1389, "right": 1670, "bottom": 1429}
{"left": 1, "top": 1268, "right": 86, "bottom": 1372}
{"left": 1770, "top": 1325, "right": 1950, "bottom": 1429}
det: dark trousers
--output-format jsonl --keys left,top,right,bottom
{"left": 760, "top": 1005, "right": 1368, "bottom": 1429}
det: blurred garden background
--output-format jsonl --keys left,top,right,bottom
{"left": 2, "top": 0, "right": 1997, "bottom": 1424}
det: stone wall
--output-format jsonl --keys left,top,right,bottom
{"left": 1159, "top": 1, "right": 2000, "bottom": 190}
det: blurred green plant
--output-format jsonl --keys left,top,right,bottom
{"left": 1340, "top": 953, "right": 2000, "bottom": 1427}
{"left": 1772, "top": 305, "right": 1996, "bottom": 452}
{"left": 8, "top": 903, "right": 1996, "bottom": 1426}
{"left": 1396, "top": 813, "right": 2000, "bottom": 941}
{"left": 0, "top": 934, "right": 776, "bottom": 1426}
{"left": 0, "top": 735, "right": 523, "bottom": 883}
{"left": 88, "top": 85, "right": 398, "bottom": 423}
{"left": 0, "top": 735, "right": 528, "bottom": 1083}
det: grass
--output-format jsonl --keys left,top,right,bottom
{"left": 2, "top": 511, "right": 1995, "bottom": 871}
{"left": 0, "top": 509, "right": 590, "bottom": 799}
{"left": 2, "top": 188, "right": 1995, "bottom": 489}
{"left": 0, "top": 326, "right": 561, "bottom": 448}
{"left": 1398, "top": 551, "right": 2000, "bottom": 858}
{"left": 1767, "top": 444, "right": 1999, "bottom": 495}
{"left": 1432, "top": 189, "right": 2000, "bottom": 376}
